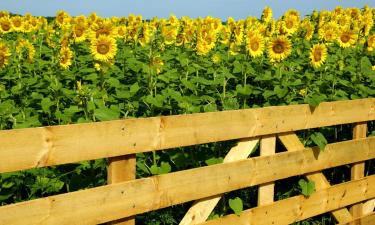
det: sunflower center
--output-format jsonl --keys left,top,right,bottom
{"left": 273, "top": 41, "right": 285, "bottom": 54}
{"left": 97, "top": 43, "right": 110, "bottom": 54}
{"left": 13, "top": 20, "right": 21, "bottom": 27}
{"left": 75, "top": 28, "right": 84, "bottom": 37}
{"left": 340, "top": 34, "right": 350, "bottom": 43}
{"left": 1, "top": 22, "right": 10, "bottom": 31}
{"left": 251, "top": 41, "right": 259, "bottom": 51}
{"left": 286, "top": 20, "right": 294, "bottom": 29}
{"left": 313, "top": 49, "right": 322, "bottom": 61}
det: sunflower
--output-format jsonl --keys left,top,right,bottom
{"left": 11, "top": 16, "right": 24, "bottom": 32}
{"left": 309, "top": 43, "right": 327, "bottom": 68}
{"left": 268, "top": 36, "right": 292, "bottom": 62}
{"left": 372, "top": 65, "right": 375, "bottom": 71}
{"left": 149, "top": 56, "right": 164, "bottom": 74}
{"left": 59, "top": 47, "right": 73, "bottom": 69}
{"left": 16, "top": 39, "right": 35, "bottom": 63}
{"left": 56, "top": 10, "right": 70, "bottom": 28}
{"left": 0, "top": 17, "right": 12, "bottom": 33}
{"left": 283, "top": 16, "right": 299, "bottom": 35}
{"left": 318, "top": 22, "right": 337, "bottom": 42}
{"left": 90, "top": 19, "right": 116, "bottom": 38}
{"left": 337, "top": 29, "right": 357, "bottom": 48}
{"left": 246, "top": 32, "right": 265, "bottom": 58}
{"left": 161, "top": 24, "right": 178, "bottom": 45}
{"left": 90, "top": 35, "right": 117, "bottom": 62}
{"left": 367, "top": 35, "right": 375, "bottom": 52}
{"left": 211, "top": 53, "right": 221, "bottom": 64}
{"left": 300, "top": 20, "right": 314, "bottom": 41}
{"left": 72, "top": 23, "right": 87, "bottom": 43}
{"left": 261, "top": 6, "right": 273, "bottom": 23}
{"left": 0, "top": 42, "right": 11, "bottom": 69}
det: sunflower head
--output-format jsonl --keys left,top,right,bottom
{"left": 261, "top": 6, "right": 273, "bottom": 23}
{"left": 366, "top": 35, "right": 375, "bottom": 52}
{"left": 337, "top": 29, "right": 357, "bottom": 48}
{"left": 0, "top": 42, "right": 11, "bottom": 69}
{"left": 11, "top": 16, "right": 24, "bottom": 32}
{"left": 268, "top": 36, "right": 292, "bottom": 62}
{"left": 90, "top": 35, "right": 117, "bottom": 62}
{"left": 0, "top": 17, "right": 12, "bottom": 33}
{"left": 59, "top": 47, "right": 73, "bottom": 69}
{"left": 72, "top": 23, "right": 87, "bottom": 43}
{"left": 310, "top": 43, "right": 328, "bottom": 68}
{"left": 246, "top": 32, "right": 265, "bottom": 58}
{"left": 16, "top": 39, "right": 35, "bottom": 63}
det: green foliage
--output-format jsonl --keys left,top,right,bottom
{"left": 298, "top": 179, "right": 316, "bottom": 197}
{"left": 228, "top": 197, "right": 243, "bottom": 216}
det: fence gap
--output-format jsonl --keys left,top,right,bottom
{"left": 278, "top": 132, "right": 353, "bottom": 223}
{"left": 179, "top": 138, "right": 259, "bottom": 225}
{"left": 107, "top": 154, "right": 136, "bottom": 225}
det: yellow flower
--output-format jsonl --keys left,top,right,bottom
{"left": 299, "top": 89, "right": 307, "bottom": 97}
{"left": 299, "top": 20, "right": 314, "bottom": 41}
{"left": 149, "top": 56, "right": 164, "bottom": 74}
{"left": 283, "top": 15, "right": 299, "bottom": 36}
{"left": 372, "top": 65, "right": 375, "bottom": 71}
{"left": 261, "top": 6, "right": 273, "bottom": 23}
{"left": 211, "top": 53, "right": 221, "bottom": 64}
{"left": 11, "top": 16, "right": 24, "bottom": 32}
{"left": 161, "top": 24, "right": 178, "bottom": 45}
{"left": 0, "top": 42, "right": 11, "bottom": 69}
{"left": 318, "top": 22, "right": 337, "bottom": 42}
{"left": 16, "top": 39, "right": 35, "bottom": 63}
{"left": 0, "top": 16, "right": 12, "bottom": 33}
{"left": 56, "top": 10, "right": 70, "bottom": 28}
{"left": 268, "top": 36, "right": 292, "bottom": 62}
{"left": 72, "top": 23, "right": 87, "bottom": 43}
{"left": 246, "top": 32, "right": 265, "bottom": 58}
{"left": 94, "top": 63, "right": 101, "bottom": 71}
{"left": 59, "top": 47, "right": 73, "bottom": 69}
{"left": 90, "top": 19, "right": 116, "bottom": 38}
{"left": 337, "top": 29, "right": 357, "bottom": 48}
{"left": 90, "top": 35, "right": 117, "bottom": 62}
{"left": 367, "top": 35, "right": 375, "bottom": 52}
{"left": 310, "top": 43, "right": 327, "bottom": 68}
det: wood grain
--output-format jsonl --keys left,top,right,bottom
{"left": 107, "top": 155, "right": 136, "bottom": 225}
{"left": 350, "top": 122, "right": 367, "bottom": 225}
{"left": 258, "top": 135, "right": 276, "bottom": 206}
{"left": 0, "top": 137, "right": 374, "bottom": 225}
{"left": 278, "top": 132, "right": 353, "bottom": 223}
{"left": 179, "top": 138, "right": 259, "bottom": 225}
{"left": 199, "top": 176, "right": 375, "bottom": 225}
{"left": 1, "top": 98, "right": 375, "bottom": 173}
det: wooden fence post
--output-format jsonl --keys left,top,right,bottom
{"left": 258, "top": 135, "right": 276, "bottom": 205}
{"left": 350, "top": 122, "right": 367, "bottom": 224}
{"left": 107, "top": 154, "right": 136, "bottom": 225}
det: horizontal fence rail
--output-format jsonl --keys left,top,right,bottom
{"left": 0, "top": 98, "right": 374, "bottom": 225}
{"left": 0, "top": 137, "right": 374, "bottom": 224}
{"left": 1, "top": 98, "right": 375, "bottom": 173}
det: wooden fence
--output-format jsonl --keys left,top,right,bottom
{"left": 0, "top": 98, "right": 375, "bottom": 225}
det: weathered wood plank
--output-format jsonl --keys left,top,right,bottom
{"left": 199, "top": 176, "right": 375, "bottom": 225}
{"left": 350, "top": 122, "right": 367, "bottom": 225}
{"left": 107, "top": 155, "right": 136, "bottom": 225}
{"left": 179, "top": 138, "right": 259, "bottom": 225}
{"left": 363, "top": 198, "right": 375, "bottom": 215}
{"left": 278, "top": 132, "right": 353, "bottom": 223}
{"left": 0, "top": 137, "right": 374, "bottom": 225}
{"left": 258, "top": 136, "right": 276, "bottom": 205}
{"left": 338, "top": 212, "right": 375, "bottom": 225}
{"left": 1, "top": 98, "right": 375, "bottom": 173}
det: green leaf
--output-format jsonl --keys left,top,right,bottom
{"left": 205, "top": 157, "right": 223, "bottom": 166}
{"left": 130, "top": 82, "right": 140, "bottom": 94}
{"left": 41, "top": 98, "right": 54, "bottom": 113}
{"left": 310, "top": 132, "right": 327, "bottom": 151}
{"left": 94, "top": 106, "right": 120, "bottom": 121}
{"left": 150, "top": 162, "right": 171, "bottom": 175}
{"left": 229, "top": 197, "right": 243, "bottom": 216}
{"left": 360, "top": 56, "right": 375, "bottom": 77}
{"left": 298, "top": 179, "right": 315, "bottom": 197}
{"left": 274, "top": 85, "right": 288, "bottom": 98}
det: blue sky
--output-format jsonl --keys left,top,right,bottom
{"left": 0, "top": 0, "right": 374, "bottom": 20}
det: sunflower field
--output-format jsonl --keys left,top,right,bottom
{"left": 0, "top": 5, "right": 375, "bottom": 224}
